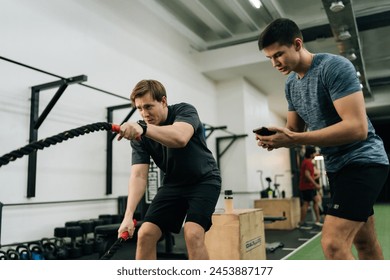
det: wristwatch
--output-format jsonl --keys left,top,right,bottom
{"left": 137, "top": 120, "right": 147, "bottom": 136}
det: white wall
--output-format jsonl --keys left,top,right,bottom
{"left": 214, "top": 78, "right": 291, "bottom": 210}
{"left": 0, "top": 0, "right": 292, "bottom": 245}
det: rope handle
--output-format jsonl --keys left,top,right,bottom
{"left": 111, "top": 124, "right": 120, "bottom": 134}
{"left": 100, "top": 219, "right": 137, "bottom": 260}
{"left": 118, "top": 219, "right": 137, "bottom": 241}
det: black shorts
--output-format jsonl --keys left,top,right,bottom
{"left": 326, "top": 163, "right": 389, "bottom": 222}
{"left": 300, "top": 189, "right": 317, "bottom": 202}
{"left": 143, "top": 183, "right": 221, "bottom": 233}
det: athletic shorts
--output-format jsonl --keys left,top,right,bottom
{"left": 300, "top": 189, "right": 317, "bottom": 202}
{"left": 143, "top": 183, "right": 221, "bottom": 233}
{"left": 326, "top": 163, "right": 389, "bottom": 222}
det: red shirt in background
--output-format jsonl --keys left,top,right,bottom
{"left": 299, "top": 158, "right": 315, "bottom": 191}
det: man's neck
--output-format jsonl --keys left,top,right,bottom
{"left": 296, "top": 51, "right": 314, "bottom": 79}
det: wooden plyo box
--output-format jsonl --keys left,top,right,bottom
{"left": 254, "top": 197, "right": 300, "bottom": 230}
{"left": 205, "top": 209, "right": 266, "bottom": 260}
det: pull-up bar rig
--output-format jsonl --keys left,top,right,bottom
{"left": 0, "top": 56, "right": 131, "bottom": 198}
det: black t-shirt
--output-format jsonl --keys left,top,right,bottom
{"left": 131, "top": 102, "right": 221, "bottom": 187}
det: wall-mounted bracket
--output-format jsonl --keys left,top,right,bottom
{"left": 27, "top": 75, "right": 87, "bottom": 198}
{"left": 106, "top": 103, "right": 135, "bottom": 195}
{"left": 216, "top": 134, "right": 248, "bottom": 169}
{"left": 203, "top": 123, "right": 228, "bottom": 139}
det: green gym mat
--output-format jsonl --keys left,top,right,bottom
{"left": 285, "top": 203, "right": 390, "bottom": 260}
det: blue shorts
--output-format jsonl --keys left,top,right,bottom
{"left": 143, "top": 183, "right": 221, "bottom": 233}
{"left": 326, "top": 163, "right": 389, "bottom": 222}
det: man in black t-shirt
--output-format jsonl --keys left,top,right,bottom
{"left": 117, "top": 79, "right": 221, "bottom": 260}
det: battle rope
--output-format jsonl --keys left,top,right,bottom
{"left": 100, "top": 219, "right": 137, "bottom": 260}
{"left": 0, "top": 122, "right": 120, "bottom": 168}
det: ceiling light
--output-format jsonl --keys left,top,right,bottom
{"left": 330, "top": 1, "right": 345, "bottom": 12}
{"left": 338, "top": 30, "right": 351, "bottom": 40}
{"left": 347, "top": 52, "right": 357, "bottom": 61}
{"left": 248, "top": 0, "right": 262, "bottom": 9}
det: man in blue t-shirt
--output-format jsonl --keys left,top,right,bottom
{"left": 116, "top": 79, "right": 221, "bottom": 260}
{"left": 256, "top": 18, "right": 389, "bottom": 259}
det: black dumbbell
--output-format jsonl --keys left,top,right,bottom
{"left": 111, "top": 214, "right": 123, "bottom": 224}
{"left": 77, "top": 220, "right": 95, "bottom": 256}
{"left": 53, "top": 227, "right": 70, "bottom": 259}
{"left": 65, "top": 221, "right": 79, "bottom": 227}
{"left": 53, "top": 238, "right": 69, "bottom": 260}
{"left": 54, "top": 227, "right": 67, "bottom": 238}
{"left": 66, "top": 226, "right": 84, "bottom": 259}
{"left": 98, "top": 214, "right": 113, "bottom": 225}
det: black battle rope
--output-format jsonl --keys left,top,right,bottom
{"left": 0, "top": 122, "right": 120, "bottom": 168}
{"left": 100, "top": 219, "right": 137, "bottom": 260}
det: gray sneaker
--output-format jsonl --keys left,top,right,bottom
{"left": 297, "top": 222, "right": 313, "bottom": 230}
{"left": 314, "top": 221, "right": 323, "bottom": 227}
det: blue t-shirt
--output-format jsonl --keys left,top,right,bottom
{"left": 286, "top": 53, "right": 388, "bottom": 172}
{"left": 131, "top": 102, "right": 221, "bottom": 187}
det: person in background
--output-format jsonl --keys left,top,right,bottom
{"left": 256, "top": 18, "right": 389, "bottom": 259}
{"left": 117, "top": 79, "right": 221, "bottom": 260}
{"left": 298, "top": 146, "right": 322, "bottom": 229}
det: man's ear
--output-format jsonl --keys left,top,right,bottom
{"left": 294, "top": 38, "right": 303, "bottom": 51}
{"left": 161, "top": 95, "right": 167, "bottom": 107}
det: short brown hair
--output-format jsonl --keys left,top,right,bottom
{"left": 130, "top": 79, "right": 167, "bottom": 106}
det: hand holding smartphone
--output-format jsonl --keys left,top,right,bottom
{"left": 253, "top": 127, "right": 276, "bottom": 136}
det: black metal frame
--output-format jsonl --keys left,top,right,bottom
{"left": 216, "top": 134, "right": 247, "bottom": 169}
{"left": 27, "top": 75, "right": 87, "bottom": 197}
{"left": 203, "top": 124, "right": 227, "bottom": 139}
{"left": 203, "top": 123, "right": 248, "bottom": 170}
{"left": 105, "top": 104, "right": 136, "bottom": 195}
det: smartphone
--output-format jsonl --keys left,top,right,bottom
{"left": 252, "top": 127, "right": 276, "bottom": 136}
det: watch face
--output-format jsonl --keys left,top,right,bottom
{"left": 137, "top": 120, "right": 147, "bottom": 135}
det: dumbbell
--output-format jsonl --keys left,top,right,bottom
{"left": 53, "top": 237, "right": 69, "bottom": 260}
{"left": 98, "top": 214, "right": 113, "bottom": 225}
{"left": 77, "top": 220, "right": 95, "bottom": 256}
{"left": 66, "top": 226, "right": 84, "bottom": 259}
{"left": 65, "top": 221, "right": 80, "bottom": 227}
{"left": 111, "top": 214, "right": 124, "bottom": 224}
{"left": 89, "top": 218, "right": 105, "bottom": 254}
{"left": 53, "top": 226, "right": 70, "bottom": 259}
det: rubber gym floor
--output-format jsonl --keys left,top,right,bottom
{"left": 80, "top": 203, "right": 389, "bottom": 260}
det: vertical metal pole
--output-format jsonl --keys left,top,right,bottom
{"left": 289, "top": 147, "right": 300, "bottom": 197}
{"left": 216, "top": 138, "right": 221, "bottom": 170}
{"left": 0, "top": 202, "right": 3, "bottom": 246}
{"left": 106, "top": 109, "right": 114, "bottom": 195}
{"left": 105, "top": 105, "right": 134, "bottom": 195}
{"left": 27, "top": 88, "right": 40, "bottom": 198}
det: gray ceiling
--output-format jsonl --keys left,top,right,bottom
{"left": 139, "top": 0, "right": 390, "bottom": 123}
